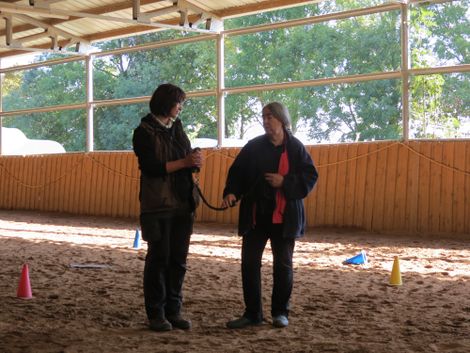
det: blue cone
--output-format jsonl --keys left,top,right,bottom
{"left": 343, "top": 250, "right": 367, "bottom": 265}
{"left": 133, "top": 229, "right": 141, "bottom": 249}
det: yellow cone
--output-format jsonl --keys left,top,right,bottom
{"left": 389, "top": 256, "right": 402, "bottom": 286}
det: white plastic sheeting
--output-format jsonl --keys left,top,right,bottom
{"left": 0, "top": 127, "right": 66, "bottom": 155}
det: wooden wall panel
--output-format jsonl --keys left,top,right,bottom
{"left": 372, "top": 142, "right": 388, "bottom": 230}
{"left": 452, "top": 142, "right": 465, "bottom": 233}
{"left": 393, "top": 143, "right": 407, "bottom": 230}
{"left": 0, "top": 141, "right": 469, "bottom": 235}
{"left": 353, "top": 143, "right": 368, "bottom": 227}
{"left": 383, "top": 143, "right": 398, "bottom": 231}
{"left": 312, "top": 144, "right": 328, "bottom": 226}
{"left": 334, "top": 144, "right": 347, "bottom": 226}
{"left": 441, "top": 143, "right": 454, "bottom": 232}
{"left": 466, "top": 143, "right": 470, "bottom": 232}
{"left": 417, "top": 142, "right": 432, "bottom": 233}
{"left": 343, "top": 144, "right": 357, "bottom": 227}
{"left": 324, "top": 145, "right": 339, "bottom": 226}
{"left": 362, "top": 143, "right": 378, "bottom": 230}
{"left": 429, "top": 143, "right": 443, "bottom": 232}
{"left": 404, "top": 141, "right": 418, "bottom": 232}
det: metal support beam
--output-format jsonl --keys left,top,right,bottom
{"left": 224, "top": 3, "right": 401, "bottom": 37}
{"left": 86, "top": 55, "right": 94, "bottom": 152}
{"left": 401, "top": 3, "right": 410, "bottom": 141}
{"left": 216, "top": 31, "right": 225, "bottom": 147}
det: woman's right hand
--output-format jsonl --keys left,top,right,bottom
{"left": 222, "top": 194, "right": 237, "bottom": 208}
{"left": 185, "top": 149, "right": 203, "bottom": 169}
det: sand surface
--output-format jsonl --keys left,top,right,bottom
{"left": 0, "top": 210, "right": 469, "bottom": 353}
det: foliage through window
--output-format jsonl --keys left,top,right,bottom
{"left": 0, "top": 1, "right": 468, "bottom": 153}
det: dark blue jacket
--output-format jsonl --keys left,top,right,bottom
{"left": 223, "top": 132, "right": 318, "bottom": 239}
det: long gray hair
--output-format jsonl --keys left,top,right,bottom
{"left": 263, "top": 102, "right": 292, "bottom": 131}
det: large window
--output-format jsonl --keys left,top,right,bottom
{"left": 225, "top": 80, "right": 402, "bottom": 144}
{"left": 0, "top": 1, "right": 468, "bottom": 154}
{"left": 94, "top": 103, "right": 148, "bottom": 151}
{"left": 410, "top": 0, "right": 469, "bottom": 68}
{"left": 223, "top": 0, "right": 388, "bottom": 30}
{"left": 226, "top": 12, "right": 400, "bottom": 87}
{"left": 2, "top": 109, "right": 86, "bottom": 153}
{"left": 2, "top": 60, "right": 85, "bottom": 111}
{"left": 94, "top": 96, "right": 217, "bottom": 151}
{"left": 410, "top": 73, "right": 470, "bottom": 139}
{"left": 93, "top": 41, "right": 216, "bottom": 101}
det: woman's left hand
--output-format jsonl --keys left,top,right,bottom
{"left": 264, "top": 173, "right": 284, "bottom": 188}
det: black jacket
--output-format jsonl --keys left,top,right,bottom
{"left": 132, "top": 114, "right": 196, "bottom": 214}
{"left": 223, "top": 132, "right": 318, "bottom": 238}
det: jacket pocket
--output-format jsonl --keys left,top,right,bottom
{"left": 139, "top": 213, "right": 162, "bottom": 242}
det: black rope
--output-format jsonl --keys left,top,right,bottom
{"left": 194, "top": 182, "right": 230, "bottom": 211}
{"left": 193, "top": 173, "right": 263, "bottom": 212}
{"left": 190, "top": 147, "right": 230, "bottom": 211}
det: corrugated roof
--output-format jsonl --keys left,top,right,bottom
{"left": 0, "top": 0, "right": 317, "bottom": 58}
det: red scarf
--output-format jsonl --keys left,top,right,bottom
{"left": 272, "top": 146, "right": 289, "bottom": 224}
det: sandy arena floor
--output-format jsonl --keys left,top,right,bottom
{"left": 0, "top": 210, "right": 469, "bottom": 353}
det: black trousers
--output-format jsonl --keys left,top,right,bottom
{"left": 241, "top": 224, "right": 295, "bottom": 322}
{"left": 140, "top": 211, "right": 193, "bottom": 320}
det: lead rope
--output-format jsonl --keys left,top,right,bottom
{"left": 193, "top": 172, "right": 231, "bottom": 211}
{"left": 192, "top": 172, "right": 263, "bottom": 212}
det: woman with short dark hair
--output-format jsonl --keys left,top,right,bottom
{"left": 133, "top": 83, "right": 202, "bottom": 332}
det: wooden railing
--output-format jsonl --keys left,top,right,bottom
{"left": 1, "top": 140, "right": 469, "bottom": 234}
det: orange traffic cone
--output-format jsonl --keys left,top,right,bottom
{"left": 389, "top": 256, "right": 402, "bottom": 286}
{"left": 17, "top": 264, "right": 33, "bottom": 299}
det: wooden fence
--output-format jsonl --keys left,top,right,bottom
{"left": 1, "top": 140, "right": 469, "bottom": 234}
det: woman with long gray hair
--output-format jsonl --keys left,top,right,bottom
{"left": 222, "top": 101, "right": 318, "bottom": 329}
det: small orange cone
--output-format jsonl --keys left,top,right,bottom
{"left": 17, "top": 264, "right": 33, "bottom": 299}
{"left": 389, "top": 256, "right": 402, "bottom": 286}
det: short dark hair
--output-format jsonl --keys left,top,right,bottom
{"left": 149, "top": 83, "right": 186, "bottom": 116}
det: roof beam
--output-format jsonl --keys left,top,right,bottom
{"left": 0, "top": 0, "right": 219, "bottom": 32}
{"left": 0, "top": 0, "right": 321, "bottom": 57}
{"left": 74, "top": 0, "right": 319, "bottom": 42}
{"left": 0, "top": 0, "right": 313, "bottom": 37}
{"left": 0, "top": 0, "right": 168, "bottom": 39}
{"left": 1, "top": 11, "right": 89, "bottom": 52}
{"left": 0, "top": 1, "right": 69, "bottom": 19}
{"left": 28, "top": 0, "right": 65, "bottom": 8}
{"left": 216, "top": 0, "right": 320, "bottom": 18}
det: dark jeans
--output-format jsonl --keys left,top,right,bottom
{"left": 140, "top": 211, "right": 193, "bottom": 320}
{"left": 241, "top": 224, "right": 295, "bottom": 322}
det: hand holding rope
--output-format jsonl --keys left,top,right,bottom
{"left": 191, "top": 147, "right": 237, "bottom": 211}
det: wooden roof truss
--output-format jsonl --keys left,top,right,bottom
{"left": 0, "top": 0, "right": 223, "bottom": 55}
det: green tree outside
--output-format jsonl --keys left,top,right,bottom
{"left": 1, "top": 1, "right": 468, "bottom": 151}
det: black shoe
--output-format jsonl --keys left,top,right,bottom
{"left": 272, "top": 315, "right": 289, "bottom": 328}
{"left": 167, "top": 314, "right": 192, "bottom": 330}
{"left": 226, "top": 316, "right": 262, "bottom": 329}
{"left": 149, "top": 317, "right": 172, "bottom": 332}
